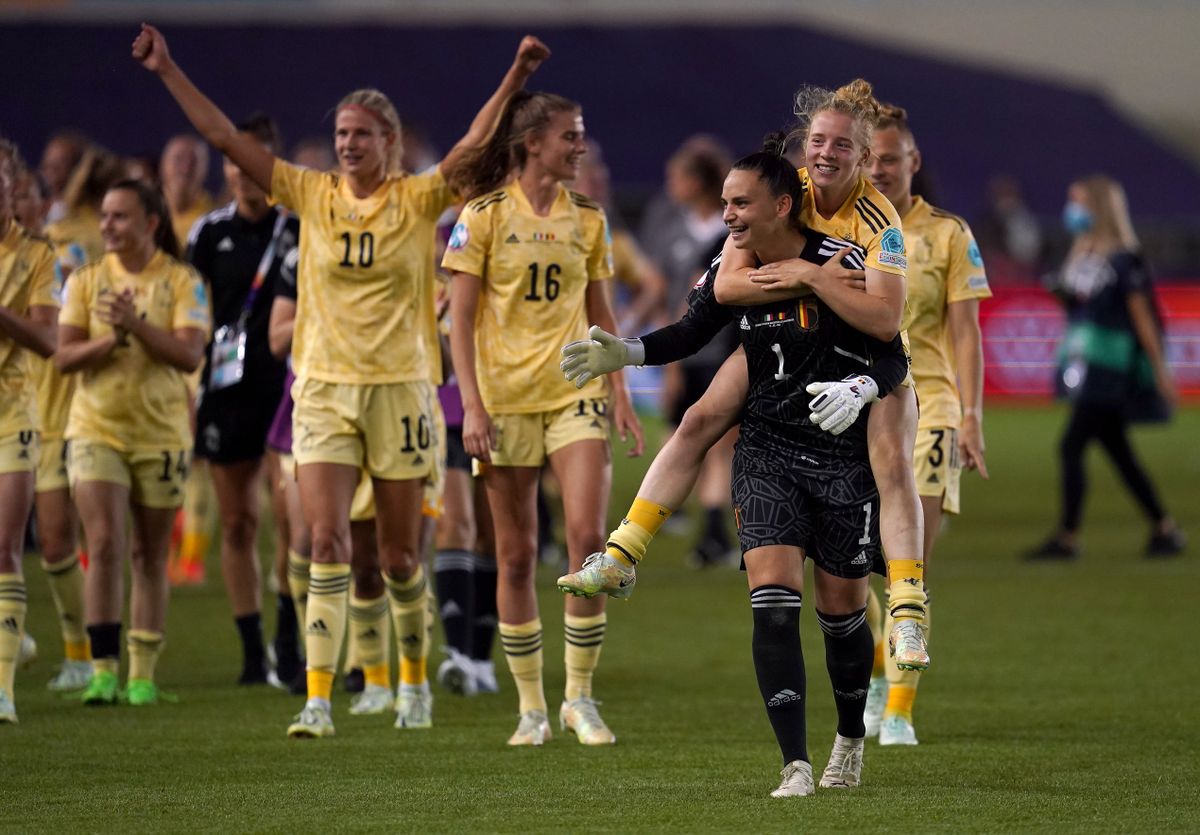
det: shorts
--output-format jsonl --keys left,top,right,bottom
{"left": 68, "top": 440, "right": 191, "bottom": 509}
{"left": 36, "top": 437, "right": 69, "bottom": 492}
{"left": 913, "top": 426, "right": 961, "bottom": 514}
{"left": 291, "top": 378, "right": 437, "bottom": 481}
{"left": 195, "top": 381, "right": 285, "bottom": 464}
{"left": 731, "top": 443, "right": 881, "bottom": 579}
{"left": 446, "top": 425, "right": 471, "bottom": 473}
{"left": 0, "top": 430, "right": 38, "bottom": 476}
{"left": 349, "top": 399, "right": 446, "bottom": 520}
{"left": 486, "top": 397, "right": 611, "bottom": 469}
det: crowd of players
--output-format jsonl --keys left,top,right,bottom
{"left": 0, "top": 23, "right": 1182, "bottom": 799}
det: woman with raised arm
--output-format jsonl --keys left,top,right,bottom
{"left": 132, "top": 23, "right": 549, "bottom": 738}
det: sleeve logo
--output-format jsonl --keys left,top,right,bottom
{"left": 967, "top": 239, "right": 984, "bottom": 267}
{"left": 880, "top": 227, "right": 905, "bottom": 255}
{"left": 447, "top": 222, "right": 469, "bottom": 252}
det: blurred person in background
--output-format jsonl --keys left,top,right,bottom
{"left": 1027, "top": 175, "right": 1185, "bottom": 560}
{"left": 46, "top": 146, "right": 126, "bottom": 274}
{"left": 976, "top": 175, "right": 1042, "bottom": 284}
{"left": 38, "top": 131, "right": 88, "bottom": 225}
{"left": 161, "top": 135, "right": 214, "bottom": 244}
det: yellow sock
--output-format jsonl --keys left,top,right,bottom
{"left": 180, "top": 461, "right": 217, "bottom": 571}
{"left": 884, "top": 602, "right": 930, "bottom": 717}
{"left": 886, "top": 558, "right": 927, "bottom": 624}
{"left": 499, "top": 619, "right": 545, "bottom": 714}
{"left": 42, "top": 555, "right": 90, "bottom": 660}
{"left": 0, "top": 574, "right": 27, "bottom": 694}
{"left": 127, "top": 629, "right": 165, "bottom": 682}
{"left": 606, "top": 497, "right": 672, "bottom": 567}
{"left": 349, "top": 592, "right": 390, "bottom": 688}
{"left": 93, "top": 657, "right": 119, "bottom": 677}
{"left": 305, "top": 563, "right": 351, "bottom": 702}
{"left": 385, "top": 567, "right": 429, "bottom": 686}
{"left": 564, "top": 613, "right": 606, "bottom": 701}
{"left": 286, "top": 549, "right": 311, "bottom": 629}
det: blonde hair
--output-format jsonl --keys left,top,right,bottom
{"left": 875, "top": 101, "right": 913, "bottom": 140}
{"left": 1072, "top": 174, "right": 1139, "bottom": 253}
{"left": 790, "top": 78, "right": 883, "bottom": 153}
{"left": 336, "top": 88, "right": 403, "bottom": 173}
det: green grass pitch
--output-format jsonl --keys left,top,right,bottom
{"left": 3, "top": 406, "right": 1198, "bottom": 833}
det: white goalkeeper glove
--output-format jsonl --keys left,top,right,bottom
{"left": 560, "top": 325, "right": 645, "bottom": 389}
{"left": 805, "top": 374, "right": 880, "bottom": 436}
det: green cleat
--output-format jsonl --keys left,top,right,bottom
{"left": 557, "top": 552, "right": 635, "bottom": 600}
{"left": 81, "top": 670, "right": 119, "bottom": 706}
{"left": 125, "top": 678, "right": 162, "bottom": 706}
{"left": 889, "top": 619, "right": 930, "bottom": 672}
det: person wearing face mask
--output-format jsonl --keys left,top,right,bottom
{"left": 1026, "top": 176, "right": 1184, "bottom": 560}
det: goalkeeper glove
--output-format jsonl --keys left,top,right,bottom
{"left": 560, "top": 325, "right": 645, "bottom": 389}
{"left": 805, "top": 374, "right": 879, "bottom": 436}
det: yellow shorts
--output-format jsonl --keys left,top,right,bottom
{"left": 36, "top": 437, "right": 69, "bottom": 492}
{"left": 291, "top": 378, "right": 438, "bottom": 481}
{"left": 486, "top": 397, "right": 610, "bottom": 469}
{"left": 913, "top": 426, "right": 960, "bottom": 515}
{"left": 68, "top": 440, "right": 191, "bottom": 509}
{"left": 349, "top": 403, "right": 446, "bottom": 521}
{"left": 0, "top": 430, "right": 38, "bottom": 475}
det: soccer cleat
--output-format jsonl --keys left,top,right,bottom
{"left": 771, "top": 760, "right": 815, "bottom": 798}
{"left": 819, "top": 734, "right": 865, "bottom": 788}
{"left": 559, "top": 696, "right": 616, "bottom": 745}
{"left": 348, "top": 684, "right": 394, "bottom": 715}
{"left": 126, "top": 678, "right": 161, "bottom": 706}
{"left": 863, "top": 676, "right": 887, "bottom": 737}
{"left": 557, "top": 551, "right": 636, "bottom": 600}
{"left": 472, "top": 659, "right": 499, "bottom": 694}
{"left": 437, "top": 649, "right": 478, "bottom": 697}
{"left": 1025, "top": 536, "right": 1078, "bottom": 561}
{"left": 287, "top": 701, "right": 335, "bottom": 738}
{"left": 394, "top": 682, "right": 433, "bottom": 729}
{"left": 879, "top": 715, "right": 919, "bottom": 746}
{"left": 1147, "top": 528, "right": 1186, "bottom": 558}
{"left": 47, "top": 660, "right": 93, "bottom": 692}
{"left": 507, "top": 709, "right": 552, "bottom": 746}
{"left": 81, "top": 670, "right": 120, "bottom": 706}
{"left": 0, "top": 689, "right": 16, "bottom": 724}
{"left": 18, "top": 632, "right": 38, "bottom": 669}
{"left": 890, "top": 619, "right": 930, "bottom": 672}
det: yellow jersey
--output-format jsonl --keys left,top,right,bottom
{"left": 0, "top": 223, "right": 60, "bottom": 436}
{"left": 441, "top": 181, "right": 613, "bottom": 413}
{"left": 611, "top": 229, "right": 645, "bottom": 292}
{"left": 46, "top": 206, "right": 104, "bottom": 274}
{"left": 271, "top": 160, "right": 454, "bottom": 384}
{"left": 171, "top": 192, "right": 215, "bottom": 248}
{"left": 900, "top": 197, "right": 991, "bottom": 429}
{"left": 798, "top": 168, "right": 907, "bottom": 277}
{"left": 60, "top": 251, "right": 211, "bottom": 451}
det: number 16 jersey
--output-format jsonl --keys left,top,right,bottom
{"left": 441, "top": 181, "right": 613, "bottom": 414}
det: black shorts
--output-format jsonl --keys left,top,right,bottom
{"left": 731, "top": 440, "right": 882, "bottom": 579}
{"left": 195, "top": 380, "right": 285, "bottom": 464}
{"left": 445, "top": 425, "right": 471, "bottom": 472}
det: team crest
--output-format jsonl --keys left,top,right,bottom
{"left": 796, "top": 300, "right": 819, "bottom": 330}
{"left": 447, "top": 222, "right": 469, "bottom": 252}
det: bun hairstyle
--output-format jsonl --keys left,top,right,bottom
{"left": 336, "top": 89, "right": 403, "bottom": 172}
{"left": 875, "top": 101, "right": 912, "bottom": 139}
{"left": 789, "top": 78, "right": 883, "bottom": 152}
{"left": 107, "top": 179, "right": 181, "bottom": 259}
{"left": 729, "top": 131, "right": 805, "bottom": 229}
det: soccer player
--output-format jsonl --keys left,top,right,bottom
{"left": 856, "top": 104, "right": 992, "bottom": 745}
{"left": 444, "top": 90, "right": 643, "bottom": 746}
{"left": 0, "top": 139, "right": 61, "bottom": 723}
{"left": 57, "top": 179, "right": 210, "bottom": 706}
{"left": 186, "top": 114, "right": 296, "bottom": 685}
{"left": 161, "top": 135, "right": 215, "bottom": 246}
{"left": 132, "top": 23, "right": 551, "bottom": 737}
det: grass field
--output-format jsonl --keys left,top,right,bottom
{"left": 3, "top": 405, "right": 1199, "bottom": 833}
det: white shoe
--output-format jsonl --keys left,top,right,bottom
{"left": 18, "top": 633, "right": 37, "bottom": 668}
{"left": 508, "top": 709, "right": 552, "bottom": 746}
{"left": 863, "top": 676, "right": 887, "bottom": 737}
{"left": 349, "top": 683, "right": 394, "bottom": 715}
{"left": 287, "top": 700, "right": 335, "bottom": 738}
{"left": 472, "top": 659, "right": 499, "bottom": 694}
{"left": 394, "top": 682, "right": 433, "bottom": 729}
{"left": 771, "top": 760, "right": 814, "bottom": 797}
{"left": 557, "top": 551, "right": 636, "bottom": 600}
{"left": 819, "top": 734, "right": 865, "bottom": 788}
{"left": 878, "top": 715, "right": 919, "bottom": 746}
{"left": 890, "top": 619, "right": 930, "bottom": 672}
{"left": 437, "top": 649, "right": 478, "bottom": 697}
{"left": 47, "top": 659, "right": 93, "bottom": 692}
{"left": 559, "top": 696, "right": 616, "bottom": 745}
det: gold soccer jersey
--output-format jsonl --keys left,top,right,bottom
{"left": 899, "top": 197, "right": 991, "bottom": 429}
{"left": 0, "top": 224, "right": 60, "bottom": 437}
{"left": 441, "top": 181, "right": 613, "bottom": 413}
{"left": 271, "top": 160, "right": 455, "bottom": 385}
{"left": 797, "top": 168, "right": 907, "bottom": 278}
{"left": 60, "top": 251, "right": 211, "bottom": 451}
{"left": 46, "top": 206, "right": 104, "bottom": 274}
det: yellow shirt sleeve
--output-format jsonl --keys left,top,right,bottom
{"left": 59, "top": 264, "right": 93, "bottom": 330}
{"left": 406, "top": 168, "right": 456, "bottom": 222}
{"left": 866, "top": 224, "right": 908, "bottom": 277}
{"left": 588, "top": 212, "right": 615, "bottom": 282}
{"left": 28, "top": 242, "right": 62, "bottom": 310}
{"left": 440, "top": 202, "right": 493, "bottom": 277}
{"left": 173, "top": 267, "right": 213, "bottom": 336}
{"left": 271, "top": 159, "right": 323, "bottom": 216}
{"left": 946, "top": 223, "right": 992, "bottom": 303}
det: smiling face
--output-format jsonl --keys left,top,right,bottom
{"left": 868, "top": 126, "right": 920, "bottom": 209}
{"left": 526, "top": 109, "right": 586, "bottom": 182}
{"left": 805, "top": 110, "right": 869, "bottom": 195}
{"left": 334, "top": 106, "right": 395, "bottom": 181}
{"left": 100, "top": 187, "right": 157, "bottom": 255}
{"left": 721, "top": 168, "right": 790, "bottom": 251}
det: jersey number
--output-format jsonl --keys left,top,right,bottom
{"left": 575, "top": 398, "right": 607, "bottom": 416}
{"left": 339, "top": 232, "right": 375, "bottom": 268}
{"left": 524, "top": 263, "right": 561, "bottom": 302}
{"left": 400, "top": 415, "right": 431, "bottom": 453}
{"left": 858, "top": 502, "right": 873, "bottom": 546}
{"left": 771, "top": 343, "right": 787, "bottom": 380}
{"left": 159, "top": 451, "right": 189, "bottom": 483}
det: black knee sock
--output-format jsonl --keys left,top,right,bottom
{"left": 750, "top": 585, "right": 807, "bottom": 765}
{"left": 816, "top": 607, "right": 874, "bottom": 739}
{"left": 87, "top": 622, "right": 122, "bottom": 663}
{"left": 434, "top": 549, "right": 475, "bottom": 655}
{"left": 471, "top": 552, "right": 498, "bottom": 662}
{"left": 703, "top": 507, "right": 730, "bottom": 549}
{"left": 235, "top": 612, "right": 265, "bottom": 668}
{"left": 273, "top": 593, "right": 301, "bottom": 667}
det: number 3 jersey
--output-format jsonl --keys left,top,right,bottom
{"left": 441, "top": 181, "right": 613, "bottom": 413}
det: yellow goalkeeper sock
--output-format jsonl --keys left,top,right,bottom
{"left": 886, "top": 558, "right": 927, "bottom": 624}
{"left": 605, "top": 497, "right": 672, "bottom": 567}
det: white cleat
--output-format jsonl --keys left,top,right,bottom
{"left": 878, "top": 715, "right": 919, "bottom": 746}
{"left": 348, "top": 683, "right": 394, "bottom": 715}
{"left": 863, "top": 676, "right": 887, "bottom": 737}
{"left": 287, "top": 700, "right": 335, "bottom": 738}
{"left": 394, "top": 682, "right": 433, "bottom": 729}
{"left": 771, "top": 760, "right": 815, "bottom": 797}
{"left": 819, "top": 734, "right": 865, "bottom": 788}
{"left": 437, "top": 648, "right": 478, "bottom": 697}
{"left": 890, "top": 619, "right": 930, "bottom": 672}
{"left": 472, "top": 659, "right": 499, "bottom": 694}
{"left": 18, "top": 633, "right": 37, "bottom": 669}
{"left": 557, "top": 551, "right": 636, "bottom": 600}
{"left": 559, "top": 696, "right": 616, "bottom": 745}
{"left": 47, "top": 659, "right": 93, "bottom": 692}
{"left": 507, "top": 709, "right": 552, "bottom": 746}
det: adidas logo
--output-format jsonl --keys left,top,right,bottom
{"left": 851, "top": 552, "right": 868, "bottom": 566}
{"left": 927, "top": 473, "right": 940, "bottom": 484}
{"left": 740, "top": 315, "right": 750, "bottom": 331}
{"left": 589, "top": 419, "right": 601, "bottom": 429}
{"left": 401, "top": 633, "right": 421, "bottom": 647}
{"left": 217, "top": 236, "right": 235, "bottom": 252}
{"left": 441, "top": 600, "right": 463, "bottom": 619}
{"left": 307, "top": 618, "right": 330, "bottom": 636}
{"left": 412, "top": 455, "right": 425, "bottom": 466}
{"left": 360, "top": 628, "right": 379, "bottom": 639}
{"left": 18, "top": 450, "right": 29, "bottom": 460}
{"left": 505, "top": 233, "right": 521, "bottom": 244}
{"left": 768, "top": 689, "right": 802, "bottom": 707}
{"left": 1, "top": 616, "right": 19, "bottom": 635}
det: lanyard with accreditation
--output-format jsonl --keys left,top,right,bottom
{"left": 209, "top": 209, "right": 290, "bottom": 390}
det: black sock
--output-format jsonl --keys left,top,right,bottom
{"left": 235, "top": 612, "right": 265, "bottom": 668}
{"left": 434, "top": 549, "right": 475, "bottom": 655}
{"left": 750, "top": 585, "right": 807, "bottom": 765}
{"left": 273, "top": 593, "right": 301, "bottom": 668}
{"left": 816, "top": 607, "right": 873, "bottom": 739}
{"left": 87, "top": 622, "right": 122, "bottom": 662}
{"left": 703, "top": 507, "right": 730, "bottom": 549}
{"left": 471, "top": 552, "right": 498, "bottom": 662}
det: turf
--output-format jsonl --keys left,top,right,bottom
{"left": 3, "top": 405, "right": 1199, "bottom": 833}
